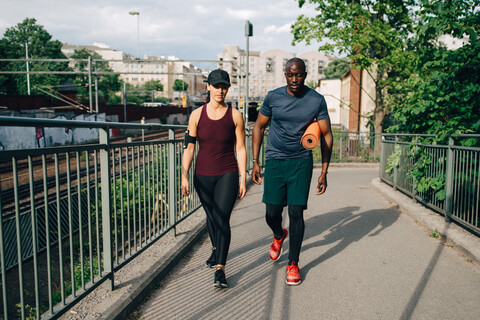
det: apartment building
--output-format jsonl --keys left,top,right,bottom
{"left": 61, "top": 43, "right": 206, "bottom": 101}
{"left": 217, "top": 45, "right": 334, "bottom": 103}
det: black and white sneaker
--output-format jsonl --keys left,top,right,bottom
{"left": 205, "top": 248, "right": 216, "bottom": 268}
{"left": 213, "top": 269, "right": 228, "bottom": 288}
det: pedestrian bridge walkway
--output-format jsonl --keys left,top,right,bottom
{"left": 61, "top": 167, "right": 480, "bottom": 320}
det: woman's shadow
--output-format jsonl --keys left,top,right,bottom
{"left": 300, "top": 205, "right": 401, "bottom": 278}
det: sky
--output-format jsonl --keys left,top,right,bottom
{"left": 0, "top": 0, "right": 325, "bottom": 60}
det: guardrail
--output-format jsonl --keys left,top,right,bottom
{"left": 0, "top": 116, "right": 201, "bottom": 319}
{"left": 379, "top": 133, "right": 480, "bottom": 236}
{"left": 0, "top": 115, "right": 378, "bottom": 319}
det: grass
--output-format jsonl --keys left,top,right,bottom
{"left": 430, "top": 229, "right": 441, "bottom": 239}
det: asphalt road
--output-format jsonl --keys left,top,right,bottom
{"left": 130, "top": 167, "right": 480, "bottom": 320}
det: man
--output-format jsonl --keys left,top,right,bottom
{"left": 251, "top": 57, "right": 333, "bottom": 285}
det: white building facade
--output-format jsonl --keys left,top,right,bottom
{"left": 217, "top": 45, "right": 334, "bottom": 104}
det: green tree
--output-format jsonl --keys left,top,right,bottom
{"left": 292, "top": 0, "right": 416, "bottom": 139}
{"left": 144, "top": 79, "right": 163, "bottom": 92}
{"left": 172, "top": 79, "right": 188, "bottom": 91}
{"left": 123, "top": 81, "right": 170, "bottom": 105}
{"left": 324, "top": 58, "right": 350, "bottom": 79}
{"left": 0, "top": 18, "right": 68, "bottom": 95}
{"left": 389, "top": 0, "right": 480, "bottom": 140}
{"left": 70, "top": 48, "right": 123, "bottom": 104}
{"left": 306, "top": 80, "right": 316, "bottom": 89}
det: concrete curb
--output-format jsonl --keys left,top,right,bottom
{"left": 103, "top": 219, "right": 207, "bottom": 320}
{"left": 371, "top": 177, "right": 480, "bottom": 265}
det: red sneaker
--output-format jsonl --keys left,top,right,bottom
{"left": 269, "top": 228, "right": 288, "bottom": 261}
{"left": 286, "top": 261, "right": 301, "bottom": 285}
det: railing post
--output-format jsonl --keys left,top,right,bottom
{"left": 393, "top": 135, "right": 398, "bottom": 191}
{"left": 99, "top": 127, "right": 114, "bottom": 290}
{"left": 444, "top": 136, "right": 454, "bottom": 223}
{"left": 246, "top": 129, "right": 251, "bottom": 172}
{"left": 379, "top": 134, "right": 384, "bottom": 177}
{"left": 412, "top": 136, "right": 418, "bottom": 203}
{"left": 339, "top": 133, "right": 343, "bottom": 163}
{"left": 168, "top": 129, "right": 177, "bottom": 236}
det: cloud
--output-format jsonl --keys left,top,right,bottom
{"left": 264, "top": 23, "right": 292, "bottom": 34}
{"left": 195, "top": 5, "right": 208, "bottom": 15}
{"left": 0, "top": 0, "right": 328, "bottom": 60}
{"left": 225, "top": 8, "right": 257, "bottom": 20}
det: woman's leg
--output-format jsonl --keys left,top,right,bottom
{"left": 212, "top": 171, "right": 239, "bottom": 266}
{"left": 194, "top": 174, "right": 216, "bottom": 251}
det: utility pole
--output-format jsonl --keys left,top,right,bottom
{"left": 25, "top": 43, "right": 30, "bottom": 95}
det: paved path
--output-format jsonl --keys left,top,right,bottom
{"left": 130, "top": 168, "right": 480, "bottom": 320}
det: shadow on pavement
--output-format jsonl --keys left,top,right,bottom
{"left": 301, "top": 206, "right": 401, "bottom": 278}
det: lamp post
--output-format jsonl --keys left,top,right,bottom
{"left": 129, "top": 11, "right": 140, "bottom": 58}
{"left": 245, "top": 20, "right": 253, "bottom": 124}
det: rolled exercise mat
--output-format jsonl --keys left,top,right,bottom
{"left": 301, "top": 122, "right": 321, "bottom": 150}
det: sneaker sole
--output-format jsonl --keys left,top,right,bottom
{"left": 286, "top": 279, "right": 302, "bottom": 286}
{"left": 205, "top": 262, "right": 216, "bottom": 268}
{"left": 213, "top": 281, "right": 228, "bottom": 288}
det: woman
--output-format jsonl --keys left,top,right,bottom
{"left": 181, "top": 69, "right": 247, "bottom": 288}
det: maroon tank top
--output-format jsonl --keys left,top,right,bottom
{"left": 195, "top": 105, "right": 238, "bottom": 176}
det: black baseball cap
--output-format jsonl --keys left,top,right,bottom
{"left": 206, "top": 69, "right": 231, "bottom": 87}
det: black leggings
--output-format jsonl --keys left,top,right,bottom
{"left": 266, "top": 204, "right": 304, "bottom": 263}
{"left": 194, "top": 171, "right": 239, "bottom": 266}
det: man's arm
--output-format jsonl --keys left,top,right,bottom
{"left": 316, "top": 117, "right": 333, "bottom": 195}
{"left": 251, "top": 113, "right": 270, "bottom": 184}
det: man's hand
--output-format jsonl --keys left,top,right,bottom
{"left": 251, "top": 162, "right": 262, "bottom": 184}
{"left": 316, "top": 172, "right": 328, "bottom": 195}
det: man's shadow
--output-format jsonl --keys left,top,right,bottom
{"left": 300, "top": 205, "right": 401, "bottom": 278}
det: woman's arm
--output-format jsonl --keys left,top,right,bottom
{"left": 181, "top": 108, "right": 201, "bottom": 196}
{"left": 233, "top": 109, "right": 247, "bottom": 199}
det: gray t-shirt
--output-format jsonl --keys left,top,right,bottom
{"left": 259, "top": 86, "right": 329, "bottom": 160}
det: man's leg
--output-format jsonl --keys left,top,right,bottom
{"left": 265, "top": 204, "right": 284, "bottom": 238}
{"left": 287, "top": 205, "right": 305, "bottom": 264}
{"left": 266, "top": 204, "right": 288, "bottom": 261}
{"left": 286, "top": 204, "right": 304, "bottom": 285}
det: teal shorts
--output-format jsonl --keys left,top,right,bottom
{"left": 262, "top": 157, "right": 313, "bottom": 208}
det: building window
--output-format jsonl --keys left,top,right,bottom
{"left": 266, "top": 57, "right": 273, "bottom": 72}
{"left": 318, "top": 60, "right": 326, "bottom": 74}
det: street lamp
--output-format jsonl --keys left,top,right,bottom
{"left": 245, "top": 20, "right": 253, "bottom": 124}
{"left": 129, "top": 11, "right": 140, "bottom": 58}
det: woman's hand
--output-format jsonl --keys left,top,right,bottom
{"left": 181, "top": 176, "right": 190, "bottom": 196}
{"left": 238, "top": 179, "right": 246, "bottom": 199}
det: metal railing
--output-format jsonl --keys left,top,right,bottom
{"left": 379, "top": 133, "right": 480, "bottom": 236}
{"left": 0, "top": 115, "right": 379, "bottom": 319}
{"left": 0, "top": 116, "right": 201, "bottom": 320}
{"left": 245, "top": 130, "right": 380, "bottom": 167}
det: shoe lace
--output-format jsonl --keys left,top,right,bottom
{"left": 287, "top": 262, "right": 298, "bottom": 273}
{"left": 272, "top": 237, "right": 281, "bottom": 250}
